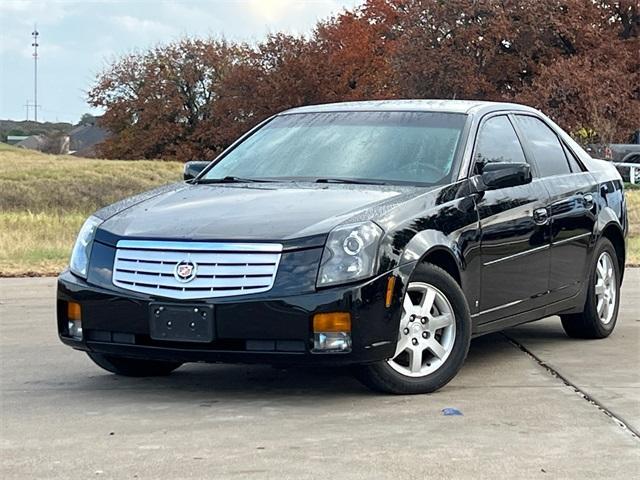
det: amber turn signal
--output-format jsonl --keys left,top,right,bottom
{"left": 67, "top": 301, "right": 81, "bottom": 322}
{"left": 385, "top": 276, "right": 396, "bottom": 308}
{"left": 313, "top": 312, "right": 351, "bottom": 333}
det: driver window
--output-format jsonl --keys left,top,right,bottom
{"left": 474, "top": 115, "right": 527, "bottom": 174}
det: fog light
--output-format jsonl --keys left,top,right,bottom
{"left": 67, "top": 301, "right": 82, "bottom": 340}
{"left": 314, "top": 332, "right": 352, "bottom": 352}
{"left": 313, "top": 312, "right": 351, "bottom": 352}
{"left": 68, "top": 320, "right": 83, "bottom": 340}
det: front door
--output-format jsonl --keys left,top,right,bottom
{"left": 472, "top": 114, "right": 551, "bottom": 323}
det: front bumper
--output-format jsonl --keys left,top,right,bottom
{"left": 57, "top": 264, "right": 415, "bottom": 366}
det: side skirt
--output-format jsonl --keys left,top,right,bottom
{"left": 472, "top": 288, "right": 586, "bottom": 337}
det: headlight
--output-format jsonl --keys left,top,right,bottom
{"left": 317, "top": 221, "right": 383, "bottom": 287}
{"left": 69, "top": 215, "right": 102, "bottom": 278}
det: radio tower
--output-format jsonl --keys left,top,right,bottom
{"left": 31, "top": 26, "right": 40, "bottom": 122}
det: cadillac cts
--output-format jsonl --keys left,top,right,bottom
{"left": 58, "top": 100, "right": 627, "bottom": 394}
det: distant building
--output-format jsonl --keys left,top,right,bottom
{"left": 7, "top": 119, "right": 109, "bottom": 157}
{"left": 69, "top": 123, "right": 109, "bottom": 157}
{"left": 16, "top": 134, "right": 49, "bottom": 151}
{"left": 16, "top": 134, "right": 70, "bottom": 154}
{"left": 6, "top": 135, "right": 28, "bottom": 145}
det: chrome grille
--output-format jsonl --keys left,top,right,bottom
{"left": 112, "top": 240, "right": 282, "bottom": 299}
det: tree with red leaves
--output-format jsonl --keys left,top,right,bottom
{"left": 89, "top": 0, "right": 639, "bottom": 160}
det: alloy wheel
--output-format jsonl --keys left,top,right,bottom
{"left": 595, "top": 251, "right": 617, "bottom": 325}
{"left": 387, "top": 282, "right": 456, "bottom": 377}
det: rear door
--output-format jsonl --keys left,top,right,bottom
{"left": 512, "top": 115, "right": 597, "bottom": 301}
{"left": 473, "top": 114, "right": 552, "bottom": 323}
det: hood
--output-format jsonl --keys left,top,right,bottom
{"left": 97, "top": 182, "right": 426, "bottom": 246}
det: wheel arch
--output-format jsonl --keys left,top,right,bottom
{"left": 398, "top": 229, "right": 464, "bottom": 285}
{"left": 419, "top": 247, "right": 462, "bottom": 286}
{"left": 600, "top": 222, "right": 626, "bottom": 283}
{"left": 395, "top": 228, "right": 474, "bottom": 311}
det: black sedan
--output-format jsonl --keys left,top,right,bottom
{"left": 58, "top": 100, "right": 627, "bottom": 394}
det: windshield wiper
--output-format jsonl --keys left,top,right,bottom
{"left": 197, "top": 176, "right": 279, "bottom": 184}
{"left": 198, "top": 176, "right": 387, "bottom": 185}
{"left": 314, "top": 177, "right": 386, "bottom": 185}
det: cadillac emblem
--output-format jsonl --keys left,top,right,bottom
{"left": 174, "top": 260, "right": 197, "bottom": 283}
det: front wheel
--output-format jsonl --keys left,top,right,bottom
{"left": 356, "top": 263, "right": 471, "bottom": 394}
{"left": 87, "top": 353, "right": 182, "bottom": 377}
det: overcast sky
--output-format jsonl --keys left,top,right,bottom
{"left": 0, "top": 0, "right": 361, "bottom": 124}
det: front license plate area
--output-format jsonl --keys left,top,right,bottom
{"left": 149, "top": 303, "right": 214, "bottom": 343}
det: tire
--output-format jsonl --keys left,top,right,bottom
{"left": 87, "top": 353, "right": 182, "bottom": 377}
{"left": 561, "top": 238, "right": 620, "bottom": 339}
{"left": 355, "top": 263, "right": 472, "bottom": 394}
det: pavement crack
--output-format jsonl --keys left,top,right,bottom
{"left": 503, "top": 333, "right": 640, "bottom": 441}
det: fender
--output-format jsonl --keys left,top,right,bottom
{"left": 596, "top": 214, "right": 627, "bottom": 282}
{"left": 399, "top": 229, "right": 463, "bottom": 269}
{"left": 594, "top": 177, "right": 626, "bottom": 243}
{"left": 591, "top": 178, "right": 627, "bottom": 284}
{"left": 403, "top": 228, "right": 477, "bottom": 308}
{"left": 596, "top": 206, "right": 625, "bottom": 238}
{"left": 375, "top": 186, "right": 480, "bottom": 312}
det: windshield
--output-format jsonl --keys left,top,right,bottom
{"left": 202, "top": 111, "right": 468, "bottom": 185}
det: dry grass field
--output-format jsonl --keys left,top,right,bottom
{"left": 0, "top": 144, "right": 182, "bottom": 275}
{"left": 627, "top": 189, "right": 640, "bottom": 265}
{"left": 0, "top": 143, "right": 638, "bottom": 275}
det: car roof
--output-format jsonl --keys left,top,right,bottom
{"left": 281, "top": 99, "right": 538, "bottom": 116}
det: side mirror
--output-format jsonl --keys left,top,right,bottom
{"left": 472, "top": 162, "right": 532, "bottom": 192}
{"left": 183, "top": 161, "right": 209, "bottom": 181}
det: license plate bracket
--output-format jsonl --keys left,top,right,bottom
{"left": 149, "top": 303, "right": 214, "bottom": 343}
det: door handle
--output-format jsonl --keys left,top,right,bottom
{"left": 533, "top": 207, "right": 549, "bottom": 225}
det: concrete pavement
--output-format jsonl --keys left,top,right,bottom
{"left": 1, "top": 272, "right": 638, "bottom": 479}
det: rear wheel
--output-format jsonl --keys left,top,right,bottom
{"left": 356, "top": 263, "right": 471, "bottom": 394}
{"left": 561, "top": 238, "right": 620, "bottom": 339}
{"left": 87, "top": 353, "right": 182, "bottom": 377}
